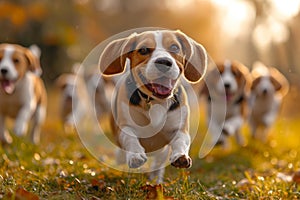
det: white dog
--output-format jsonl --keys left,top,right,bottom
{"left": 0, "top": 43, "right": 47, "bottom": 144}
{"left": 249, "top": 61, "right": 289, "bottom": 142}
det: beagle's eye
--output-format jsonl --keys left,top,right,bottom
{"left": 169, "top": 44, "right": 180, "bottom": 53}
{"left": 138, "top": 46, "right": 150, "bottom": 55}
{"left": 232, "top": 70, "right": 240, "bottom": 77}
{"left": 13, "top": 58, "right": 20, "bottom": 64}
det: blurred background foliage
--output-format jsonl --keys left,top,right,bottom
{"left": 0, "top": 0, "right": 300, "bottom": 88}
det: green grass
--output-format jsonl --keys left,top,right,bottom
{"left": 0, "top": 92, "right": 299, "bottom": 199}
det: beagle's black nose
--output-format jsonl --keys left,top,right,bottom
{"left": 224, "top": 83, "right": 231, "bottom": 89}
{"left": 154, "top": 58, "right": 172, "bottom": 73}
{"left": 0, "top": 68, "right": 8, "bottom": 75}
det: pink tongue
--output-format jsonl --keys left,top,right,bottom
{"left": 155, "top": 84, "right": 171, "bottom": 95}
{"left": 150, "top": 78, "right": 175, "bottom": 96}
{"left": 1, "top": 80, "right": 15, "bottom": 94}
{"left": 225, "top": 93, "right": 232, "bottom": 101}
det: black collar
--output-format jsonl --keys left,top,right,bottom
{"left": 126, "top": 73, "right": 153, "bottom": 107}
{"left": 125, "top": 73, "right": 181, "bottom": 111}
{"left": 234, "top": 94, "right": 245, "bottom": 105}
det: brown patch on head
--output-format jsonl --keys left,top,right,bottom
{"left": 251, "top": 77, "right": 262, "bottom": 91}
{"left": 12, "top": 50, "right": 29, "bottom": 79}
{"left": 216, "top": 63, "right": 225, "bottom": 74}
{"left": 128, "top": 32, "right": 155, "bottom": 69}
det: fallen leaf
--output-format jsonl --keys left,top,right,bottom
{"left": 292, "top": 170, "right": 300, "bottom": 183}
{"left": 15, "top": 187, "right": 39, "bottom": 200}
{"left": 91, "top": 179, "right": 106, "bottom": 191}
{"left": 140, "top": 184, "right": 174, "bottom": 200}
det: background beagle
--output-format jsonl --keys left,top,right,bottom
{"left": 249, "top": 61, "right": 289, "bottom": 142}
{"left": 56, "top": 63, "right": 90, "bottom": 132}
{"left": 200, "top": 60, "right": 250, "bottom": 149}
{"left": 99, "top": 30, "right": 207, "bottom": 183}
{"left": 0, "top": 43, "right": 47, "bottom": 144}
{"left": 85, "top": 67, "right": 111, "bottom": 120}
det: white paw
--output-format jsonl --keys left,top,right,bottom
{"left": 222, "top": 124, "right": 234, "bottom": 136}
{"left": 0, "top": 131, "right": 13, "bottom": 145}
{"left": 263, "top": 116, "right": 274, "bottom": 127}
{"left": 14, "top": 124, "right": 27, "bottom": 136}
{"left": 127, "top": 152, "right": 147, "bottom": 168}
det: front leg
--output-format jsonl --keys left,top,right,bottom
{"left": 263, "top": 98, "right": 280, "bottom": 127}
{"left": 14, "top": 106, "right": 33, "bottom": 136}
{"left": 170, "top": 131, "right": 192, "bottom": 168}
{"left": 0, "top": 115, "right": 12, "bottom": 144}
{"left": 119, "top": 126, "right": 147, "bottom": 168}
{"left": 222, "top": 115, "right": 243, "bottom": 136}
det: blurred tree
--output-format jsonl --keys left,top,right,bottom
{"left": 1, "top": 0, "right": 298, "bottom": 86}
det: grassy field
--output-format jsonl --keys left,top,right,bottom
{"left": 0, "top": 89, "right": 299, "bottom": 200}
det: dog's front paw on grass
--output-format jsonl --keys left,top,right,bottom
{"left": 127, "top": 152, "right": 147, "bottom": 168}
{"left": 171, "top": 155, "right": 192, "bottom": 168}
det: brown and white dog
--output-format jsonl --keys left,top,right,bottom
{"left": 85, "top": 67, "right": 111, "bottom": 119}
{"left": 56, "top": 63, "right": 90, "bottom": 132}
{"left": 99, "top": 30, "right": 207, "bottom": 183}
{"left": 249, "top": 61, "right": 289, "bottom": 142}
{"left": 0, "top": 43, "right": 47, "bottom": 144}
{"left": 200, "top": 60, "right": 250, "bottom": 149}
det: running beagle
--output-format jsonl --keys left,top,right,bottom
{"left": 99, "top": 30, "right": 207, "bottom": 183}
{"left": 200, "top": 60, "right": 251, "bottom": 149}
{"left": 249, "top": 61, "right": 289, "bottom": 142}
{"left": 0, "top": 43, "right": 47, "bottom": 144}
{"left": 56, "top": 63, "right": 90, "bottom": 132}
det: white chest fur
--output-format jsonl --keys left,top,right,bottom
{"left": 0, "top": 73, "right": 35, "bottom": 118}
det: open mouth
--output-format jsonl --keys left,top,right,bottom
{"left": 144, "top": 77, "right": 176, "bottom": 99}
{"left": 1, "top": 79, "right": 16, "bottom": 94}
{"left": 225, "top": 90, "right": 234, "bottom": 101}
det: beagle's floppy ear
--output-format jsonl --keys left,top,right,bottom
{"left": 251, "top": 77, "right": 261, "bottom": 91}
{"left": 232, "top": 60, "right": 251, "bottom": 89}
{"left": 175, "top": 30, "right": 207, "bottom": 83}
{"left": 99, "top": 33, "right": 136, "bottom": 76}
{"left": 24, "top": 46, "right": 42, "bottom": 75}
{"left": 270, "top": 76, "right": 282, "bottom": 91}
{"left": 269, "top": 67, "right": 289, "bottom": 96}
{"left": 55, "top": 74, "right": 68, "bottom": 90}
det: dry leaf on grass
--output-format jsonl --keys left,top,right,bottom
{"left": 15, "top": 187, "right": 39, "bottom": 200}
{"left": 140, "top": 184, "right": 175, "bottom": 200}
{"left": 292, "top": 169, "right": 300, "bottom": 183}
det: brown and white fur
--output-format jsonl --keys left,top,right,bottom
{"left": 56, "top": 63, "right": 90, "bottom": 132}
{"left": 0, "top": 43, "right": 47, "bottom": 144}
{"left": 85, "top": 68, "right": 111, "bottom": 119}
{"left": 99, "top": 30, "right": 207, "bottom": 183}
{"left": 200, "top": 60, "right": 250, "bottom": 149}
{"left": 249, "top": 61, "right": 289, "bottom": 142}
